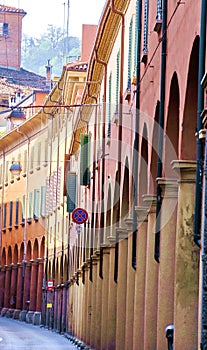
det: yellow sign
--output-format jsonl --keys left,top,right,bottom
{"left": 47, "top": 303, "right": 52, "bottom": 308}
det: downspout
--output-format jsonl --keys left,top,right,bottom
{"left": 94, "top": 49, "right": 107, "bottom": 279}
{"left": 132, "top": 0, "right": 142, "bottom": 269}
{"left": 154, "top": 0, "right": 168, "bottom": 263}
{"left": 110, "top": 0, "right": 125, "bottom": 282}
{"left": 193, "top": 0, "right": 206, "bottom": 248}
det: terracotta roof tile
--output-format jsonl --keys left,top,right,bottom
{"left": 0, "top": 4, "right": 26, "bottom": 15}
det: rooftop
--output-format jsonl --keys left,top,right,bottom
{"left": 0, "top": 4, "right": 26, "bottom": 15}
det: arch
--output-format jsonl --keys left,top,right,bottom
{"left": 63, "top": 255, "right": 68, "bottom": 281}
{"left": 150, "top": 101, "right": 160, "bottom": 193}
{"left": 13, "top": 244, "right": 18, "bottom": 264}
{"left": 121, "top": 157, "right": 130, "bottom": 219}
{"left": 7, "top": 246, "right": 12, "bottom": 265}
{"left": 165, "top": 72, "right": 180, "bottom": 177}
{"left": 2, "top": 247, "right": 6, "bottom": 265}
{"left": 33, "top": 238, "right": 38, "bottom": 259}
{"left": 40, "top": 236, "right": 45, "bottom": 258}
{"left": 105, "top": 184, "right": 112, "bottom": 238}
{"left": 55, "top": 258, "right": 59, "bottom": 285}
{"left": 112, "top": 170, "right": 120, "bottom": 227}
{"left": 27, "top": 241, "right": 32, "bottom": 261}
{"left": 20, "top": 242, "right": 24, "bottom": 262}
{"left": 139, "top": 124, "right": 148, "bottom": 204}
{"left": 181, "top": 36, "right": 199, "bottom": 160}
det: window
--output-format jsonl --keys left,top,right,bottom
{"left": 115, "top": 50, "right": 120, "bottom": 114}
{"left": 3, "top": 203, "right": 7, "bottom": 229}
{"left": 34, "top": 189, "right": 40, "bottom": 220}
{"left": 154, "top": 0, "right": 162, "bottom": 32}
{"left": 0, "top": 23, "right": 8, "bottom": 36}
{"left": 80, "top": 134, "right": 91, "bottom": 186}
{"left": 15, "top": 199, "right": 19, "bottom": 227}
{"left": 143, "top": 0, "right": 149, "bottom": 58}
{"left": 127, "top": 18, "right": 133, "bottom": 92}
{"left": 107, "top": 72, "right": 112, "bottom": 138}
{"left": 28, "top": 192, "right": 33, "bottom": 221}
{"left": 40, "top": 186, "right": 46, "bottom": 217}
{"left": 9, "top": 201, "right": 13, "bottom": 228}
{"left": 66, "top": 172, "right": 77, "bottom": 213}
{"left": 22, "top": 195, "right": 26, "bottom": 224}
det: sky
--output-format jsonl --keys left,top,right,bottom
{"left": 1, "top": 0, "right": 106, "bottom": 38}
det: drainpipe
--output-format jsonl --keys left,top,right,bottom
{"left": 154, "top": 0, "right": 168, "bottom": 263}
{"left": 94, "top": 49, "right": 107, "bottom": 278}
{"left": 193, "top": 0, "right": 206, "bottom": 248}
{"left": 110, "top": 0, "right": 125, "bottom": 281}
{"left": 132, "top": 0, "right": 142, "bottom": 269}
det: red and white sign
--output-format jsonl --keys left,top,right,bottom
{"left": 72, "top": 207, "right": 88, "bottom": 224}
{"left": 47, "top": 280, "right": 54, "bottom": 291}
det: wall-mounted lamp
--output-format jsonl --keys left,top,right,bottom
{"left": 9, "top": 161, "right": 22, "bottom": 177}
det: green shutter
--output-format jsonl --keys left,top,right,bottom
{"left": 15, "top": 199, "right": 19, "bottom": 226}
{"left": 107, "top": 73, "right": 112, "bottom": 138}
{"left": 9, "top": 201, "right": 13, "bottom": 227}
{"left": 34, "top": 189, "right": 40, "bottom": 219}
{"left": 22, "top": 195, "right": 26, "bottom": 222}
{"left": 80, "top": 134, "right": 91, "bottom": 186}
{"left": 29, "top": 192, "right": 33, "bottom": 219}
{"left": 67, "top": 171, "right": 77, "bottom": 212}
{"left": 40, "top": 186, "right": 46, "bottom": 217}
{"left": 143, "top": 0, "right": 149, "bottom": 53}
{"left": 116, "top": 50, "right": 120, "bottom": 114}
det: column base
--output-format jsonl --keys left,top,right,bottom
{"left": 26, "top": 311, "right": 35, "bottom": 323}
{"left": 33, "top": 311, "right": 41, "bottom": 325}
{"left": 13, "top": 309, "right": 21, "bottom": 319}
{"left": 6, "top": 308, "right": 15, "bottom": 318}
{"left": 19, "top": 310, "right": 27, "bottom": 321}
{"left": 0, "top": 307, "right": 8, "bottom": 316}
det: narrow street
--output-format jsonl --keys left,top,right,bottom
{"left": 0, "top": 317, "right": 78, "bottom": 349}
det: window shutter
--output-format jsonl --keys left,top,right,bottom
{"left": 15, "top": 199, "right": 19, "bottom": 226}
{"left": 116, "top": 50, "right": 120, "bottom": 114}
{"left": 107, "top": 73, "right": 112, "bottom": 138}
{"left": 127, "top": 18, "right": 133, "bottom": 91}
{"left": 143, "top": 0, "right": 149, "bottom": 54}
{"left": 22, "top": 195, "right": 26, "bottom": 223}
{"left": 41, "top": 186, "right": 46, "bottom": 217}
{"left": 3, "top": 203, "right": 7, "bottom": 228}
{"left": 34, "top": 189, "right": 40, "bottom": 219}
{"left": 9, "top": 201, "right": 13, "bottom": 227}
{"left": 29, "top": 192, "right": 33, "bottom": 219}
{"left": 156, "top": 0, "right": 162, "bottom": 21}
{"left": 67, "top": 171, "right": 77, "bottom": 213}
{"left": 30, "top": 145, "right": 34, "bottom": 170}
{"left": 23, "top": 149, "right": 27, "bottom": 173}
{"left": 80, "top": 134, "right": 91, "bottom": 186}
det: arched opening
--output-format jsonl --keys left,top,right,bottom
{"left": 7, "top": 246, "right": 12, "bottom": 265}
{"left": 139, "top": 124, "right": 148, "bottom": 204}
{"left": 20, "top": 243, "right": 24, "bottom": 262}
{"left": 2, "top": 248, "right": 6, "bottom": 265}
{"left": 27, "top": 241, "right": 32, "bottom": 261}
{"left": 14, "top": 244, "right": 18, "bottom": 264}
{"left": 112, "top": 170, "right": 120, "bottom": 228}
{"left": 181, "top": 36, "right": 199, "bottom": 160}
{"left": 150, "top": 101, "right": 160, "bottom": 193}
{"left": 40, "top": 236, "right": 45, "bottom": 258}
{"left": 121, "top": 157, "right": 130, "bottom": 220}
{"left": 165, "top": 72, "right": 180, "bottom": 177}
{"left": 106, "top": 184, "right": 112, "bottom": 239}
{"left": 33, "top": 239, "right": 38, "bottom": 259}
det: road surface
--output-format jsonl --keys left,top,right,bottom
{"left": 0, "top": 317, "right": 78, "bottom": 349}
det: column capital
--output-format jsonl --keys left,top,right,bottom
{"left": 142, "top": 194, "right": 157, "bottom": 213}
{"left": 171, "top": 160, "right": 197, "bottom": 182}
{"left": 135, "top": 206, "right": 148, "bottom": 222}
{"left": 156, "top": 178, "right": 178, "bottom": 198}
{"left": 124, "top": 217, "right": 133, "bottom": 231}
{"left": 116, "top": 227, "right": 128, "bottom": 240}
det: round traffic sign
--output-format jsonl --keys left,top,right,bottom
{"left": 72, "top": 207, "right": 88, "bottom": 224}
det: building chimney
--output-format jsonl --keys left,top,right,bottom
{"left": 45, "top": 59, "right": 52, "bottom": 90}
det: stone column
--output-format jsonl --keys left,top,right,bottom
{"left": 101, "top": 245, "right": 110, "bottom": 350}
{"left": 90, "top": 256, "right": 98, "bottom": 349}
{"left": 156, "top": 178, "right": 178, "bottom": 349}
{"left": 23, "top": 261, "right": 31, "bottom": 310}
{"left": 36, "top": 259, "right": 44, "bottom": 312}
{"left": 16, "top": 263, "right": 23, "bottom": 309}
{"left": 171, "top": 160, "right": 199, "bottom": 350}
{"left": 116, "top": 228, "right": 128, "bottom": 350}
{"left": 133, "top": 206, "right": 148, "bottom": 350}
{"left": 124, "top": 218, "right": 136, "bottom": 350}
{"left": 106, "top": 238, "right": 117, "bottom": 350}
{"left": 143, "top": 195, "right": 158, "bottom": 350}
{"left": 29, "top": 260, "right": 38, "bottom": 311}
{"left": 0, "top": 267, "right": 5, "bottom": 310}
{"left": 10, "top": 264, "right": 18, "bottom": 309}
{"left": 94, "top": 250, "right": 103, "bottom": 349}
{"left": 4, "top": 265, "right": 11, "bottom": 308}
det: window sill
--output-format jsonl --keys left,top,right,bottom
{"left": 154, "top": 20, "right": 162, "bottom": 33}
{"left": 141, "top": 52, "right": 148, "bottom": 64}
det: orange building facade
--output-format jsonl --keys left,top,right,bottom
{"left": 0, "top": 1, "right": 206, "bottom": 350}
